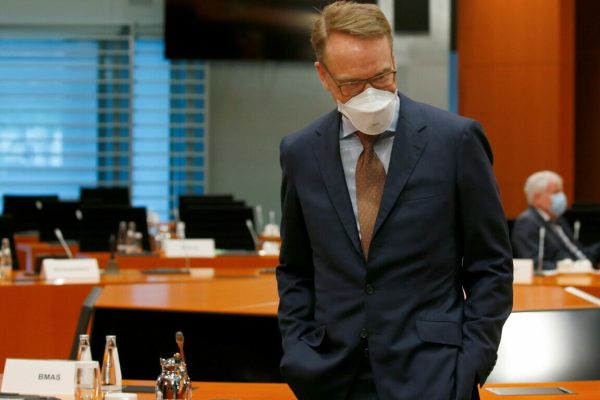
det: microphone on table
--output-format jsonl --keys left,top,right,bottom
{"left": 104, "top": 233, "right": 120, "bottom": 275}
{"left": 246, "top": 219, "right": 260, "bottom": 252}
{"left": 573, "top": 220, "right": 581, "bottom": 242}
{"left": 255, "top": 205, "right": 265, "bottom": 235}
{"left": 536, "top": 226, "right": 545, "bottom": 274}
{"left": 54, "top": 228, "right": 73, "bottom": 259}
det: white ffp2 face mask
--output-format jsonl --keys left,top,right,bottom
{"left": 337, "top": 88, "right": 398, "bottom": 135}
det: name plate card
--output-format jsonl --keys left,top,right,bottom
{"left": 41, "top": 258, "right": 100, "bottom": 283}
{"left": 557, "top": 259, "right": 594, "bottom": 274}
{"left": 163, "top": 239, "right": 216, "bottom": 258}
{"left": 1, "top": 359, "right": 76, "bottom": 395}
{"left": 512, "top": 258, "right": 534, "bottom": 284}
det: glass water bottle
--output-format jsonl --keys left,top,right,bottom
{"left": 100, "top": 335, "right": 122, "bottom": 392}
{"left": 77, "top": 334, "right": 93, "bottom": 361}
{"left": 0, "top": 238, "right": 13, "bottom": 282}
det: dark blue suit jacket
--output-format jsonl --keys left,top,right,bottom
{"left": 511, "top": 207, "right": 600, "bottom": 270}
{"left": 277, "top": 93, "right": 513, "bottom": 400}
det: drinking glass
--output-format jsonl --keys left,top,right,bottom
{"left": 75, "top": 360, "right": 101, "bottom": 400}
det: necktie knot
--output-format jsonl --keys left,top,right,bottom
{"left": 356, "top": 131, "right": 378, "bottom": 152}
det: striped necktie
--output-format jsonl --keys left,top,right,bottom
{"left": 551, "top": 223, "right": 588, "bottom": 261}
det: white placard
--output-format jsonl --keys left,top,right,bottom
{"left": 189, "top": 267, "right": 216, "bottom": 278}
{"left": 41, "top": 258, "right": 100, "bottom": 283}
{"left": 1, "top": 359, "right": 77, "bottom": 395}
{"left": 557, "top": 258, "right": 594, "bottom": 274}
{"left": 512, "top": 258, "right": 534, "bottom": 284}
{"left": 163, "top": 239, "right": 216, "bottom": 258}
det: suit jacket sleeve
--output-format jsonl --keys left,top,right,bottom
{"left": 455, "top": 121, "right": 513, "bottom": 394}
{"left": 276, "top": 136, "right": 316, "bottom": 351}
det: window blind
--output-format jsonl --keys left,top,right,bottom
{"left": 0, "top": 25, "right": 207, "bottom": 221}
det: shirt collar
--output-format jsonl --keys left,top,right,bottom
{"left": 339, "top": 93, "right": 400, "bottom": 139}
{"left": 534, "top": 207, "right": 552, "bottom": 222}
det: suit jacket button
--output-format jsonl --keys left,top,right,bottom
{"left": 360, "top": 328, "right": 369, "bottom": 339}
{"left": 365, "top": 284, "right": 374, "bottom": 295}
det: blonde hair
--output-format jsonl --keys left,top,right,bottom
{"left": 311, "top": 1, "right": 393, "bottom": 62}
{"left": 524, "top": 170, "right": 563, "bottom": 205}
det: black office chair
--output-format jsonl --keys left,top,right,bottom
{"left": 70, "top": 287, "right": 103, "bottom": 360}
{"left": 564, "top": 204, "right": 600, "bottom": 246}
{"left": 2, "top": 194, "right": 59, "bottom": 233}
{"left": 38, "top": 200, "right": 83, "bottom": 242}
{"left": 177, "top": 194, "right": 238, "bottom": 220}
{"left": 78, "top": 205, "right": 150, "bottom": 252}
{"left": 182, "top": 205, "right": 256, "bottom": 251}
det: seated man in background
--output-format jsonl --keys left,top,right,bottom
{"left": 512, "top": 170, "right": 600, "bottom": 270}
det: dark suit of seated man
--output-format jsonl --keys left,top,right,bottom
{"left": 511, "top": 170, "right": 600, "bottom": 270}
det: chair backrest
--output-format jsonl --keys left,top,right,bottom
{"left": 2, "top": 194, "right": 59, "bottom": 232}
{"left": 182, "top": 205, "right": 256, "bottom": 251}
{"left": 38, "top": 200, "right": 83, "bottom": 242}
{"left": 563, "top": 204, "right": 600, "bottom": 245}
{"left": 70, "top": 286, "right": 103, "bottom": 360}
{"left": 178, "top": 194, "right": 237, "bottom": 220}
{"left": 78, "top": 205, "right": 150, "bottom": 252}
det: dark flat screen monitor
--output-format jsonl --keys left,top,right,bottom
{"left": 487, "top": 308, "right": 600, "bottom": 383}
{"left": 165, "top": 0, "right": 376, "bottom": 61}
{"left": 78, "top": 205, "right": 150, "bottom": 252}
{"left": 2, "top": 195, "right": 59, "bottom": 233}
{"left": 80, "top": 187, "right": 130, "bottom": 206}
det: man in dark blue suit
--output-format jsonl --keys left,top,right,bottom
{"left": 276, "top": 2, "right": 513, "bottom": 399}
{"left": 511, "top": 170, "right": 600, "bottom": 270}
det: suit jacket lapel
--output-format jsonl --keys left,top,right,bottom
{"left": 373, "top": 95, "right": 428, "bottom": 237}
{"left": 312, "top": 111, "right": 363, "bottom": 257}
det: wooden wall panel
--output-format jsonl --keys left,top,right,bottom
{"left": 575, "top": 0, "right": 600, "bottom": 202}
{"left": 458, "top": 0, "right": 575, "bottom": 218}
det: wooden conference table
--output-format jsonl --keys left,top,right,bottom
{"left": 1, "top": 269, "right": 599, "bottom": 369}
{"left": 2, "top": 270, "right": 597, "bottom": 374}
{"left": 86, "top": 281, "right": 600, "bottom": 382}
{"left": 0, "top": 253, "right": 278, "bottom": 373}
{"left": 531, "top": 271, "right": 600, "bottom": 288}
{"left": 3, "top": 241, "right": 600, "bottom": 381}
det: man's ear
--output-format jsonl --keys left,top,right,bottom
{"left": 315, "top": 61, "right": 330, "bottom": 91}
{"left": 531, "top": 192, "right": 543, "bottom": 208}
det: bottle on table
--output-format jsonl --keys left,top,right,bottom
{"left": 126, "top": 221, "right": 136, "bottom": 254}
{"left": 0, "top": 237, "right": 13, "bottom": 282}
{"left": 100, "top": 335, "right": 122, "bottom": 393}
{"left": 77, "top": 334, "right": 93, "bottom": 361}
{"left": 116, "top": 221, "right": 127, "bottom": 254}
